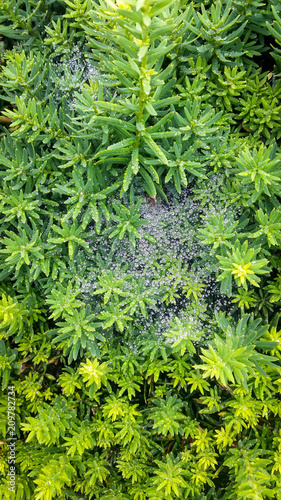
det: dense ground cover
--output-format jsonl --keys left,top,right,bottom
{"left": 1, "top": 0, "right": 281, "bottom": 498}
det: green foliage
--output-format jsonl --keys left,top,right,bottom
{"left": 217, "top": 240, "right": 270, "bottom": 294}
{"left": 51, "top": 305, "right": 105, "bottom": 362}
{"left": 198, "top": 214, "right": 239, "bottom": 250}
{"left": 151, "top": 454, "right": 187, "bottom": 497}
{"left": 21, "top": 396, "right": 76, "bottom": 446}
{"left": 0, "top": 293, "right": 29, "bottom": 339}
{"left": 0, "top": 340, "right": 18, "bottom": 389}
{"left": 250, "top": 207, "right": 281, "bottom": 246}
{"left": 149, "top": 391, "right": 185, "bottom": 436}
{"left": 1, "top": 0, "right": 281, "bottom": 499}
{"left": 79, "top": 357, "right": 108, "bottom": 391}
{"left": 266, "top": 6, "right": 281, "bottom": 72}
{"left": 196, "top": 313, "right": 279, "bottom": 388}
{"left": 234, "top": 143, "right": 281, "bottom": 204}
{"left": 103, "top": 197, "right": 155, "bottom": 248}
{"left": 0, "top": 225, "right": 44, "bottom": 279}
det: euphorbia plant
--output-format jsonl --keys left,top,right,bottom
{"left": 216, "top": 240, "right": 270, "bottom": 294}
{"left": 1, "top": 0, "right": 281, "bottom": 499}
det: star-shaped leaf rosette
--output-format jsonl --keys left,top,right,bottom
{"left": 216, "top": 240, "right": 270, "bottom": 296}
